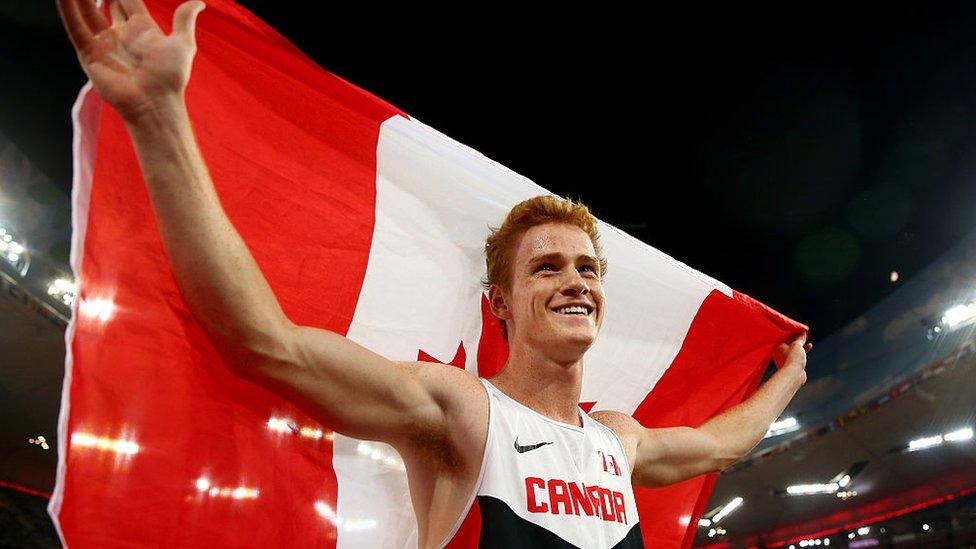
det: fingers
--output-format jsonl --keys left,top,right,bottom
{"left": 56, "top": 0, "right": 106, "bottom": 51}
{"left": 109, "top": 0, "right": 126, "bottom": 25}
{"left": 786, "top": 333, "right": 808, "bottom": 349}
{"left": 173, "top": 1, "right": 206, "bottom": 40}
{"left": 799, "top": 332, "right": 812, "bottom": 351}
{"left": 56, "top": 0, "right": 87, "bottom": 51}
{"left": 79, "top": 0, "right": 109, "bottom": 35}
{"left": 116, "top": 0, "right": 149, "bottom": 16}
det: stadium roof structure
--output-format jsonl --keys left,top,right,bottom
{"left": 697, "top": 231, "right": 976, "bottom": 547}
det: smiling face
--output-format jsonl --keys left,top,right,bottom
{"left": 489, "top": 222, "right": 606, "bottom": 364}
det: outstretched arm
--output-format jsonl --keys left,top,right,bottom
{"left": 594, "top": 336, "right": 810, "bottom": 487}
{"left": 55, "top": 0, "right": 461, "bottom": 447}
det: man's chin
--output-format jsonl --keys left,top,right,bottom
{"left": 527, "top": 322, "right": 599, "bottom": 356}
{"left": 558, "top": 330, "right": 597, "bottom": 353}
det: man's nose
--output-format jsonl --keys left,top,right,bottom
{"left": 561, "top": 272, "right": 590, "bottom": 296}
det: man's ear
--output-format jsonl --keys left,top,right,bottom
{"left": 488, "top": 284, "right": 512, "bottom": 321}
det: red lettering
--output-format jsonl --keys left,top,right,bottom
{"left": 599, "top": 488, "right": 615, "bottom": 522}
{"left": 527, "top": 478, "right": 628, "bottom": 523}
{"left": 525, "top": 477, "right": 548, "bottom": 513}
{"left": 568, "top": 482, "right": 594, "bottom": 516}
{"left": 588, "top": 486, "right": 604, "bottom": 519}
{"left": 609, "top": 454, "right": 621, "bottom": 476}
{"left": 613, "top": 491, "right": 627, "bottom": 524}
{"left": 547, "top": 480, "right": 572, "bottom": 515}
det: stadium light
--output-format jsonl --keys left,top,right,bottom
{"left": 787, "top": 483, "right": 839, "bottom": 495}
{"left": 781, "top": 461, "right": 867, "bottom": 498}
{"left": 765, "top": 416, "right": 799, "bottom": 438}
{"left": 0, "top": 225, "right": 30, "bottom": 276}
{"left": 908, "top": 435, "right": 943, "bottom": 451}
{"left": 48, "top": 277, "right": 78, "bottom": 306}
{"left": 905, "top": 427, "right": 973, "bottom": 452}
{"left": 28, "top": 436, "right": 50, "bottom": 450}
{"left": 942, "top": 302, "right": 976, "bottom": 329}
{"left": 944, "top": 427, "right": 973, "bottom": 442}
{"left": 711, "top": 496, "right": 743, "bottom": 523}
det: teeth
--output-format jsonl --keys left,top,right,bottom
{"left": 556, "top": 306, "right": 589, "bottom": 315}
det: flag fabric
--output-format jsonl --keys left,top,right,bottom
{"left": 50, "top": 1, "right": 806, "bottom": 547}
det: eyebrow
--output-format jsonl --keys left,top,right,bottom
{"left": 528, "top": 252, "right": 600, "bottom": 266}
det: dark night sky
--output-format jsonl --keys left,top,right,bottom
{"left": 3, "top": 3, "right": 976, "bottom": 340}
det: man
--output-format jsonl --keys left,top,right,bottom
{"left": 56, "top": 0, "right": 811, "bottom": 547}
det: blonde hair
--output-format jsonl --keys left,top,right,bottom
{"left": 483, "top": 195, "right": 608, "bottom": 337}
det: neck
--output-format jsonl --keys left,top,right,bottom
{"left": 489, "top": 340, "right": 585, "bottom": 427}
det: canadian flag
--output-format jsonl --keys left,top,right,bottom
{"left": 50, "top": 1, "right": 805, "bottom": 547}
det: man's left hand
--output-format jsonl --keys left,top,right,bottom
{"left": 773, "top": 335, "right": 812, "bottom": 373}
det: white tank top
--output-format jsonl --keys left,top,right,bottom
{"left": 441, "top": 378, "right": 644, "bottom": 548}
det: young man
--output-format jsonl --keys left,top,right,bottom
{"left": 56, "top": 1, "right": 811, "bottom": 547}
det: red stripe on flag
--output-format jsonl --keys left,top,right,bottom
{"left": 55, "top": 0, "right": 403, "bottom": 546}
{"left": 630, "top": 289, "right": 805, "bottom": 548}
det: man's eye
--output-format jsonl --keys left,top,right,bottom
{"left": 537, "top": 263, "right": 556, "bottom": 272}
{"left": 580, "top": 265, "right": 597, "bottom": 273}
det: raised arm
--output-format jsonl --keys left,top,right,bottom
{"left": 594, "top": 336, "right": 810, "bottom": 487}
{"left": 55, "top": 0, "right": 462, "bottom": 447}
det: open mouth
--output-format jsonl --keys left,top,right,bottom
{"left": 550, "top": 305, "right": 594, "bottom": 316}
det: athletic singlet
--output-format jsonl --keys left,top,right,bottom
{"left": 440, "top": 379, "right": 644, "bottom": 548}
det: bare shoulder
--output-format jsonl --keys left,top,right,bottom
{"left": 590, "top": 409, "right": 641, "bottom": 439}
{"left": 589, "top": 410, "right": 642, "bottom": 467}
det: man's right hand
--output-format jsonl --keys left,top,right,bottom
{"left": 56, "top": 0, "right": 206, "bottom": 121}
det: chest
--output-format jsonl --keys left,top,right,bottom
{"left": 475, "top": 398, "right": 640, "bottom": 544}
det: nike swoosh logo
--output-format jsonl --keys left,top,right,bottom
{"left": 514, "top": 437, "right": 553, "bottom": 453}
